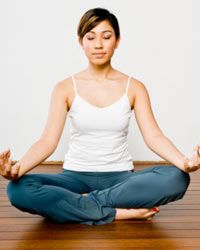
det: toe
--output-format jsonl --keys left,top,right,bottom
{"left": 151, "top": 207, "right": 160, "bottom": 212}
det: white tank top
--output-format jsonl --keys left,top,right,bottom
{"left": 63, "top": 75, "right": 134, "bottom": 172}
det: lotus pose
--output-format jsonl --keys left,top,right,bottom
{"left": 1, "top": 8, "right": 200, "bottom": 225}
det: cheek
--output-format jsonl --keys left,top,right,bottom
{"left": 82, "top": 43, "right": 93, "bottom": 56}
{"left": 106, "top": 41, "right": 117, "bottom": 53}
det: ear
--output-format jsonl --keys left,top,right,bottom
{"left": 115, "top": 36, "right": 121, "bottom": 49}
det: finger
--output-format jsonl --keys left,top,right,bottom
{"left": 193, "top": 147, "right": 199, "bottom": 158}
{"left": 0, "top": 152, "right": 3, "bottom": 164}
{"left": 0, "top": 152, "right": 5, "bottom": 163}
{"left": 184, "top": 157, "right": 195, "bottom": 172}
{"left": 3, "top": 148, "right": 10, "bottom": 153}
{"left": 184, "top": 156, "right": 190, "bottom": 168}
{"left": 4, "top": 148, "right": 10, "bottom": 155}
{"left": 198, "top": 145, "right": 200, "bottom": 157}
{"left": 11, "top": 163, "right": 20, "bottom": 178}
{"left": 2, "top": 149, "right": 10, "bottom": 158}
{"left": 4, "top": 160, "right": 12, "bottom": 177}
{"left": 194, "top": 145, "right": 200, "bottom": 157}
{"left": 189, "top": 161, "right": 194, "bottom": 168}
{"left": 1, "top": 151, "right": 7, "bottom": 164}
{"left": 191, "top": 150, "right": 200, "bottom": 164}
{"left": 4, "top": 151, "right": 11, "bottom": 163}
{"left": 0, "top": 150, "right": 11, "bottom": 167}
{"left": 8, "top": 157, "right": 14, "bottom": 165}
{"left": 184, "top": 155, "right": 200, "bottom": 172}
{"left": 191, "top": 155, "right": 199, "bottom": 165}
{"left": 190, "top": 166, "right": 199, "bottom": 172}
{"left": 187, "top": 163, "right": 198, "bottom": 172}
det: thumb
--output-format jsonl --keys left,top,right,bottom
{"left": 183, "top": 156, "right": 189, "bottom": 165}
{"left": 184, "top": 156, "right": 193, "bottom": 167}
{"left": 13, "top": 162, "right": 20, "bottom": 169}
{"left": 11, "top": 162, "right": 20, "bottom": 176}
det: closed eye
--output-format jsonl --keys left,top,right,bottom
{"left": 87, "top": 36, "right": 111, "bottom": 40}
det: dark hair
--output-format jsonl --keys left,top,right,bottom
{"left": 77, "top": 8, "right": 120, "bottom": 42}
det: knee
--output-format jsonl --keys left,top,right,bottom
{"left": 167, "top": 165, "right": 190, "bottom": 195}
{"left": 6, "top": 175, "right": 36, "bottom": 207}
{"left": 7, "top": 177, "right": 24, "bottom": 207}
{"left": 7, "top": 182, "right": 19, "bottom": 208}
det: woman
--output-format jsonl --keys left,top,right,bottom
{"left": 1, "top": 7, "right": 200, "bottom": 225}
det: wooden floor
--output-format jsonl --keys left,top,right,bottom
{"left": 0, "top": 164, "right": 200, "bottom": 250}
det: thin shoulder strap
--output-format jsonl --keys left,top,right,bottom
{"left": 125, "top": 76, "right": 131, "bottom": 95}
{"left": 71, "top": 75, "right": 77, "bottom": 96}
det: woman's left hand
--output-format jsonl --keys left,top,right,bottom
{"left": 183, "top": 145, "right": 200, "bottom": 173}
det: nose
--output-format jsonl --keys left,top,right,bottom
{"left": 94, "top": 38, "right": 103, "bottom": 49}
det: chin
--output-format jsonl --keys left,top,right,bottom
{"left": 90, "top": 58, "right": 111, "bottom": 65}
{"left": 92, "top": 61, "right": 109, "bottom": 66}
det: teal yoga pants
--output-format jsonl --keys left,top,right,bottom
{"left": 7, "top": 165, "right": 190, "bottom": 225}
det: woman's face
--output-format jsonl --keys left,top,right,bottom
{"left": 79, "top": 20, "right": 120, "bottom": 65}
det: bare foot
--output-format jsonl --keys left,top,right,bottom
{"left": 115, "top": 207, "right": 160, "bottom": 221}
{"left": 82, "top": 193, "right": 88, "bottom": 196}
{"left": 82, "top": 193, "right": 160, "bottom": 221}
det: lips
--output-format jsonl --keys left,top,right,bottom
{"left": 92, "top": 52, "right": 106, "bottom": 56}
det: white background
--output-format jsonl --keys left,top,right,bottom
{"left": 0, "top": 0, "right": 199, "bottom": 162}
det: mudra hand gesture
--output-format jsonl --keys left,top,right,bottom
{"left": 1, "top": 145, "right": 200, "bottom": 180}
{"left": 184, "top": 145, "right": 200, "bottom": 173}
{"left": 0, "top": 149, "right": 20, "bottom": 180}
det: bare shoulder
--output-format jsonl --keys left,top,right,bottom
{"left": 54, "top": 77, "right": 72, "bottom": 92}
{"left": 129, "top": 77, "right": 148, "bottom": 108}
{"left": 130, "top": 77, "right": 147, "bottom": 92}
{"left": 53, "top": 76, "right": 73, "bottom": 98}
{"left": 50, "top": 77, "right": 73, "bottom": 111}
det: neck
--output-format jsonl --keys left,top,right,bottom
{"left": 86, "top": 61, "right": 114, "bottom": 81}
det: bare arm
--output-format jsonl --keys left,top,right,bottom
{"left": 133, "top": 79, "right": 185, "bottom": 171}
{"left": 17, "top": 81, "right": 69, "bottom": 177}
{"left": 17, "top": 139, "right": 56, "bottom": 178}
{"left": 0, "top": 80, "right": 69, "bottom": 180}
{"left": 145, "top": 135, "right": 185, "bottom": 171}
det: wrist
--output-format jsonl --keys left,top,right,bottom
{"left": 174, "top": 156, "right": 188, "bottom": 173}
{"left": 179, "top": 156, "right": 189, "bottom": 173}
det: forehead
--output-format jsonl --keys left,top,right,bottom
{"left": 88, "top": 20, "right": 114, "bottom": 33}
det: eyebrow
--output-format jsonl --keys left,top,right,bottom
{"left": 87, "top": 30, "right": 113, "bottom": 34}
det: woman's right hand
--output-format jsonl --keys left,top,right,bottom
{"left": 0, "top": 149, "right": 20, "bottom": 180}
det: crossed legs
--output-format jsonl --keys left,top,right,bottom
{"left": 7, "top": 165, "right": 190, "bottom": 225}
